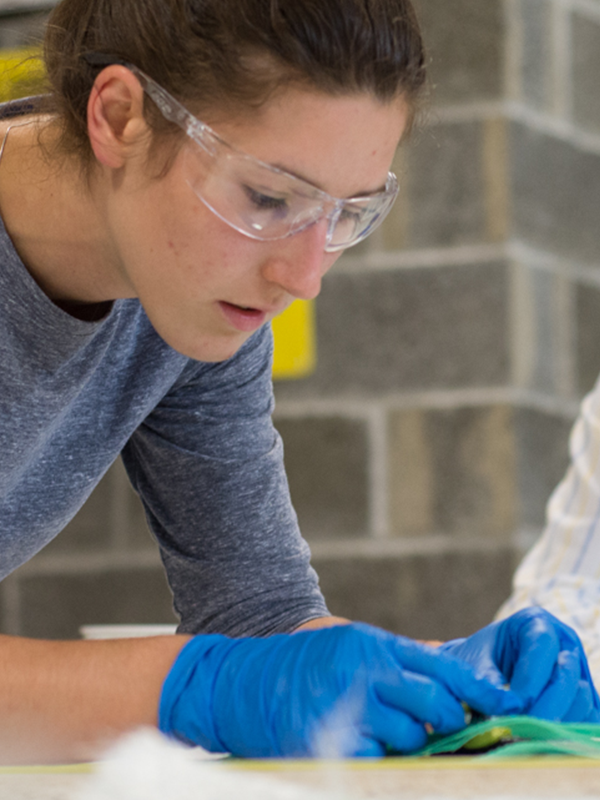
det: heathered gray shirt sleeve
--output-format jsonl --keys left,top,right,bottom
{"left": 121, "top": 328, "right": 330, "bottom": 636}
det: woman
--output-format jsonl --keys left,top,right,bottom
{"left": 0, "top": 0, "right": 597, "bottom": 763}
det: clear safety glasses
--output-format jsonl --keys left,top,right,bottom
{"left": 85, "top": 55, "right": 399, "bottom": 252}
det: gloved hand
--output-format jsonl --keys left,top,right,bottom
{"left": 440, "top": 607, "right": 600, "bottom": 722}
{"left": 159, "top": 622, "right": 522, "bottom": 758}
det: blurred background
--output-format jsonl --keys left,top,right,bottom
{"left": 2, "top": 0, "right": 599, "bottom": 641}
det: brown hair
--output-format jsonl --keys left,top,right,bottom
{"left": 43, "top": 0, "right": 426, "bottom": 167}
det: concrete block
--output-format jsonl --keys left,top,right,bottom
{"left": 275, "top": 262, "right": 510, "bottom": 399}
{"left": 411, "top": 0, "right": 504, "bottom": 105}
{"left": 517, "top": 0, "right": 553, "bottom": 111}
{"left": 510, "top": 121, "right": 600, "bottom": 264}
{"left": 402, "top": 122, "right": 487, "bottom": 249}
{"left": 389, "top": 405, "right": 516, "bottom": 538}
{"left": 313, "top": 545, "right": 515, "bottom": 640}
{"left": 514, "top": 407, "right": 571, "bottom": 527}
{"left": 511, "top": 263, "right": 569, "bottom": 396}
{"left": 388, "top": 403, "right": 571, "bottom": 538}
{"left": 19, "top": 567, "right": 177, "bottom": 639}
{"left": 576, "top": 282, "right": 600, "bottom": 397}
{"left": 572, "top": 12, "right": 600, "bottom": 133}
{"left": 274, "top": 416, "right": 369, "bottom": 539}
{"left": 0, "top": 11, "right": 49, "bottom": 49}
{"left": 526, "top": 269, "right": 561, "bottom": 393}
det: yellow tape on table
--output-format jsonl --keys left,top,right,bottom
{"left": 225, "top": 755, "right": 600, "bottom": 771}
{"left": 1, "top": 753, "right": 600, "bottom": 775}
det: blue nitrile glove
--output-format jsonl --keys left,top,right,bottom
{"left": 439, "top": 607, "right": 600, "bottom": 722}
{"left": 159, "top": 622, "right": 522, "bottom": 758}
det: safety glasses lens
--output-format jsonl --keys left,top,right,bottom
{"left": 184, "top": 138, "right": 397, "bottom": 250}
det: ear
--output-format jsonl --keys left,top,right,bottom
{"left": 87, "top": 65, "right": 149, "bottom": 169}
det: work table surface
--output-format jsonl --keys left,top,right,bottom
{"left": 3, "top": 756, "right": 600, "bottom": 800}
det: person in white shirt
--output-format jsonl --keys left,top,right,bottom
{"left": 499, "top": 378, "right": 600, "bottom": 683}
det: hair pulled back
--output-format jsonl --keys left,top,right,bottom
{"left": 44, "top": 0, "right": 426, "bottom": 166}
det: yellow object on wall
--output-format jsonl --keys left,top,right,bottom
{"left": 0, "top": 47, "right": 317, "bottom": 379}
{"left": 271, "top": 300, "right": 316, "bottom": 379}
{"left": 0, "top": 48, "right": 45, "bottom": 102}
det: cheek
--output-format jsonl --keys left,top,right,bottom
{"left": 136, "top": 168, "right": 265, "bottom": 290}
{"left": 147, "top": 191, "right": 216, "bottom": 276}
{"left": 159, "top": 205, "right": 262, "bottom": 290}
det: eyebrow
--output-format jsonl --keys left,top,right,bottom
{"left": 269, "top": 161, "right": 387, "bottom": 200}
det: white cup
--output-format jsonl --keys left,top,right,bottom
{"left": 80, "top": 624, "right": 178, "bottom": 639}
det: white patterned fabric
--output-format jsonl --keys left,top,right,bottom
{"left": 498, "top": 377, "right": 600, "bottom": 685}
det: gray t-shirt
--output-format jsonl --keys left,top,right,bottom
{"left": 0, "top": 184, "right": 329, "bottom": 636}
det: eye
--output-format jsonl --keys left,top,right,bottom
{"left": 339, "top": 207, "right": 361, "bottom": 222}
{"left": 337, "top": 206, "right": 363, "bottom": 228}
{"left": 244, "top": 185, "right": 289, "bottom": 212}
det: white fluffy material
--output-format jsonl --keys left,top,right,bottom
{"left": 75, "top": 729, "right": 339, "bottom": 800}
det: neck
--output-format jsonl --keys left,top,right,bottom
{"left": 0, "top": 117, "right": 131, "bottom": 310}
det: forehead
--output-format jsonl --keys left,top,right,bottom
{"left": 201, "top": 88, "right": 409, "bottom": 197}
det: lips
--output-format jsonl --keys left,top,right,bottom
{"left": 218, "top": 301, "right": 268, "bottom": 332}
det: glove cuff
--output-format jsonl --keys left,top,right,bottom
{"left": 159, "top": 634, "right": 233, "bottom": 752}
{"left": 437, "top": 638, "right": 467, "bottom": 654}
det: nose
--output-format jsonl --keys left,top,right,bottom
{"left": 261, "top": 219, "right": 336, "bottom": 301}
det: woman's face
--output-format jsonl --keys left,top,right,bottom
{"left": 104, "top": 87, "right": 409, "bottom": 362}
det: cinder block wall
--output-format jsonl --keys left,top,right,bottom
{"left": 4, "top": 0, "right": 600, "bottom": 640}
{"left": 276, "top": 0, "right": 600, "bottom": 640}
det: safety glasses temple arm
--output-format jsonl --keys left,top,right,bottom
{"left": 82, "top": 52, "right": 195, "bottom": 134}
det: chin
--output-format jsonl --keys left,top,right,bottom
{"left": 165, "top": 330, "right": 250, "bottom": 363}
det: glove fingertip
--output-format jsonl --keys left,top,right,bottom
{"left": 498, "top": 689, "right": 524, "bottom": 715}
{"left": 466, "top": 685, "right": 523, "bottom": 718}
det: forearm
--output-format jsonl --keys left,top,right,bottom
{"left": 294, "top": 615, "right": 348, "bottom": 631}
{"left": 0, "top": 619, "right": 440, "bottom": 764}
{"left": 0, "top": 633, "right": 190, "bottom": 764}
